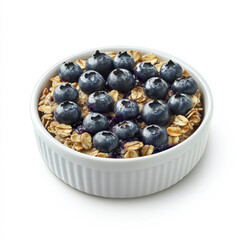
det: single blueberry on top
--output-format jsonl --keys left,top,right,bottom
{"left": 172, "top": 76, "right": 198, "bottom": 95}
{"left": 113, "top": 121, "right": 139, "bottom": 140}
{"left": 160, "top": 60, "right": 182, "bottom": 84}
{"left": 143, "top": 77, "right": 169, "bottom": 99}
{"left": 53, "top": 83, "right": 79, "bottom": 104}
{"left": 83, "top": 112, "right": 108, "bottom": 135}
{"left": 168, "top": 92, "right": 192, "bottom": 115}
{"left": 141, "top": 124, "right": 168, "bottom": 147}
{"left": 87, "top": 91, "right": 113, "bottom": 113}
{"left": 78, "top": 70, "right": 105, "bottom": 94}
{"left": 114, "top": 99, "right": 139, "bottom": 121}
{"left": 58, "top": 62, "right": 83, "bottom": 83}
{"left": 113, "top": 52, "right": 134, "bottom": 71}
{"left": 107, "top": 68, "right": 136, "bottom": 93}
{"left": 141, "top": 100, "right": 170, "bottom": 126}
{"left": 86, "top": 50, "right": 113, "bottom": 78}
{"left": 134, "top": 62, "right": 158, "bottom": 82}
{"left": 93, "top": 131, "right": 119, "bottom": 153}
{"left": 54, "top": 101, "right": 81, "bottom": 125}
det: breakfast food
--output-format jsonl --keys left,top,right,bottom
{"left": 38, "top": 50, "right": 203, "bottom": 158}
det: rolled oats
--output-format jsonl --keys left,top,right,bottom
{"left": 173, "top": 115, "right": 189, "bottom": 126}
{"left": 70, "top": 131, "right": 82, "bottom": 143}
{"left": 129, "top": 87, "right": 148, "bottom": 103}
{"left": 64, "top": 138, "right": 73, "bottom": 148}
{"left": 167, "top": 126, "right": 182, "bottom": 137}
{"left": 77, "top": 90, "right": 88, "bottom": 106}
{"left": 154, "top": 61, "right": 167, "bottom": 72}
{"left": 80, "top": 132, "right": 92, "bottom": 150}
{"left": 55, "top": 135, "right": 66, "bottom": 144}
{"left": 55, "top": 124, "right": 72, "bottom": 138}
{"left": 50, "top": 75, "right": 61, "bottom": 83}
{"left": 124, "top": 150, "right": 139, "bottom": 158}
{"left": 141, "top": 145, "right": 154, "bottom": 156}
{"left": 72, "top": 143, "right": 84, "bottom": 151}
{"left": 124, "top": 141, "right": 144, "bottom": 151}
{"left": 128, "top": 50, "right": 141, "bottom": 62}
{"left": 181, "top": 69, "right": 190, "bottom": 78}
{"left": 75, "top": 59, "right": 86, "bottom": 70}
{"left": 168, "top": 136, "right": 180, "bottom": 145}
{"left": 105, "top": 51, "right": 116, "bottom": 59}
{"left": 109, "top": 90, "right": 123, "bottom": 103}
{"left": 141, "top": 53, "right": 159, "bottom": 65}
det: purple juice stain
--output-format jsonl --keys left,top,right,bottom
{"left": 136, "top": 79, "right": 144, "bottom": 87}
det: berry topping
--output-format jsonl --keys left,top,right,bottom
{"left": 113, "top": 120, "right": 139, "bottom": 140}
{"left": 168, "top": 92, "right": 192, "bottom": 115}
{"left": 172, "top": 76, "right": 198, "bottom": 95}
{"left": 114, "top": 99, "right": 139, "bottom": 121}
{"left": 160, "top": 60, "right": 182, "bottom": 84}
{"left": 58, "top": 62, "right": 83, "bottom": 83}
{"left": 141, "top": 124, "right": 168, "bottom": 147}
{"left": 113, "top": 52, "right": 134, "bottom": 71}
{"left": 78, "top": 70, "right": 105, "bottom": 94}
{"left": 141, "top": 100, "right": 170, "bottom": 126}
{"left": 83, "top": 112, "right": 108, "bottom": 135}
{"left": 143, "top": 77, "right": 169, "bottom": 99}
{"left": 54, "top": 101, "right": 81, "bottom": 125}
{"left": 107, "top": 68, "right": 136, "bottom": 93}
{"left": 87, "top": 91, "right": 113, "bottom": 113}
{"left": 86, "top": 50, "right": 113, "bottom": 78}
{"left": 134, "top": 62, "right": 158, "bottom": 82}
{"left": 53, "top": 83, "right": 79, "bottom": 104}
{"left": 93, "top": 131, "right": 119, "bottom": 153}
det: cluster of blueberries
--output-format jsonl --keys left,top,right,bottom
{"left": 53, "top": 50, "right": 198, "bottom": 154}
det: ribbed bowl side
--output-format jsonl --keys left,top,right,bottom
{"left": 34, "top": 124, "right": 210, "bottom": 198}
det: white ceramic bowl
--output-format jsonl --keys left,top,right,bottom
{"left": 31, "top": 46, "right": 213, "bottom": 198}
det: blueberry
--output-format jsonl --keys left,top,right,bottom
{"left": 160, "top": 60, "right": 182, "bottom": 84}
{"left": 113, "top": 52, "right": 134, "bottom": 71}
{"left": 54, "top": 101, "right": 81, "bottom": 125}
{"left": 143, "top": 77, "right": 169, "bottom": 99}
{"left": 83, "top": 112, "right": 108, "bottom": 135}
{"left": 141, "top": 124, "right": 168, "bottom": 147}
{"left": 87, "top": 91, "right": 113, "bottom": 113}
{"left": 93, "top": 131, "right": 119, "bottom": 153}
{"left": 53, "top": 83, "right": 79, "bottom": 104}
{"left": 168, "top": 92, "right": 192, "bottom": 115}
{"left": 113, "top": 120, "right": 139, "bottom": 140}
{"left": 86, "top": 50, "right": 113, "bottom": 78}
{"left": 58, "top": 62, "right": 83, "bottom": 83}
{"left": 172, "top": 76, "right": 198, "bottom": 95}
{"left": 114, "top": 99, "right": 139, "bottom": 121}
{"left": 134, "top": 62, "right": 158, "bottom": 82}
{"left": 78, "top": 70, "right": 105, "bottom": 94}
{"left": 107, "top": 68, "right": 136, "bottom": 93}
{"left": 141, "top": 100, "right": 170, "bottom": 126}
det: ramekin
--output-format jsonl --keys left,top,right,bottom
{"left": 31, "top": 46, "right": 213, "bottom": 198}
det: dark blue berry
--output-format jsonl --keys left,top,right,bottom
{"left": 113, "top": 52, "right": 134, "bottom": 71}
{"left": 134, "top": 62, "right": 158, "bottom": 82}
{"left": 114, "top": 99, "right": 139, "bottom": 121}
{"left": 53, "top": 83, "right": 79, "bottom": 104}
{"left": 54, "top": 101, "right": 81, "bottom": 125}
{"left": 141, "top": 124, "right": 168, "bottom": 147}
{"left": 83, "top": 112, "right": 108, "bottom": 135}
{"left": 168, "top": 92, "right": 192, "bottom": 115}
{"left": 107, "top": 68, "right": 136, "bottom": 93}
{"left": 160, "top": 60, "right": 182, "bottom": 84}
{"left": 172, "top": 77, "right": 198, "bottom": 95}
{"left": 86, "top": 50, "right": 113, "bottom": 78}
{"left": 78, "top": 70, "right": 105, "bottom": 94}
{"left": 113, "top": 120, "right": 139, "bottom": 140}
{"left": 93, "top": 131, "right": 119, "bottom": 153}
{"left": 87, "top": 91, "right": 113, "bottom": 113}
{"left": 143, "top": 77, "right": 169, "bottom": 99}
{"left": 58, "top": 62, "right": 83, "bottom": 83}
{"left": 141, "top": 100, "right": 170, "bottom": 126}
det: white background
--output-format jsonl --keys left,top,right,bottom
{"left": 0, "top": 0, "right": 239, "bottom": 239}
